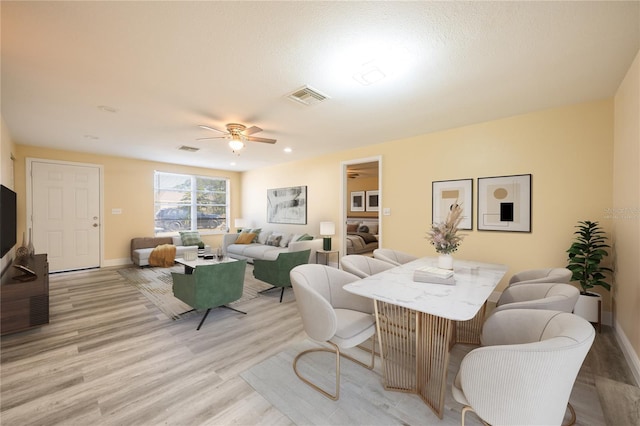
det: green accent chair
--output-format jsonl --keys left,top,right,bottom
{"left": 171, "top": 259, "right": 247, "bottom": 330}
{"left": 253, "top": 249, "right": 311, "bottom": 303}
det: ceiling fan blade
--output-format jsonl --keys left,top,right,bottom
{"left": 199, "top": 125, "right": 226, "bottom": 134}
{"left": 243, "top": 126, "right": 263, "bottom": 136}
{"left": 247, "top": 136, "right": 277, "bottom": 144}
{"left": 196, "top": 136, "right": 226, "bottom": 141}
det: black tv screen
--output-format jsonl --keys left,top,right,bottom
{"left": 1, "top": 184, "right": 17, "bottom": 258}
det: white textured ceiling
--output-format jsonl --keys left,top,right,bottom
{"left": 2, "top": 1, "right": 639, "bottom": 171}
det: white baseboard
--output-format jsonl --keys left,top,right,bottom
{"left": 102, "top": 258, "right": 132, "bottom": 268}
{"left": 614, "top": 319, "right": 640, "bottom": 386}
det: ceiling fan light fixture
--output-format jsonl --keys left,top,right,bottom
{"left": 228, "top": 139, "right": 245, "bottom": 151}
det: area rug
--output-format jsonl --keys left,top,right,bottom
{"left": 118, "top": 263, "right": 272, "bottom": 320}
{"left": 240, "top": 340, "right": 606, "bottom": 426}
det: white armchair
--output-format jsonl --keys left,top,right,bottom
{"left": 452, "top": 309, "right": 595, "bottom": 426}
{"left": 373, "top": 248, "right": 418, "bottom": 266}
{"left": 509, "top": 267, "right": 572, "bottom": 286}
{"left": 494, "top": 282, "right": 580, "bottom": 314}
{"left": 339, "top": 254, "right": 395, "bottom": 278}
{"left": 290, "top": 264, "right": 376, "bottom": 400}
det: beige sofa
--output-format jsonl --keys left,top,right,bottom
{"left": 222, "top": 231, "right": 322, "bottom": 264}
{"left": 130, "top": 236, "right": 211, "bottom": 266}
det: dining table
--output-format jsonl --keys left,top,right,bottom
{"left": 343, "top": 256, "right": 508, "bottom": 418}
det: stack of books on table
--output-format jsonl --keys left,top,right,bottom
{"left": 413, "top": 266, "right": 455, "bottom": 285}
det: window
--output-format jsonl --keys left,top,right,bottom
{"left": 154, "top": 171, "right": 229, "bottom": 235}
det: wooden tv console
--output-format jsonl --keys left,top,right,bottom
{"left": 1, "top": 253, "right": 49, "bottom": 335}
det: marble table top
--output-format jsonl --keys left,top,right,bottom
{"left": 174, "top": 256, "right": 237, "bottom": 269}
{"left": 343, "top": 257, "right": 508, "bottom": 321}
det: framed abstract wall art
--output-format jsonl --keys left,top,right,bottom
{"left": 432, "top": 179, "right": 473, "bottom": 230}
{"left": 267, "top": 185, "right": 307, "bottom": 224}
{"left": 477, "top": 174, "right": 531, "bottom": 232}
{"left": 366, "top": 190, "right": 379, "bottom": 212}
{"left": 350, "top": 191, "right": 365, "bottom": 212}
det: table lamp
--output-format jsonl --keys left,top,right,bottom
{"left": 235, "top": 218, "right": 248, "bottom": 233}
{"left": 320, "top": 221, "right": 336, "bottom": 251}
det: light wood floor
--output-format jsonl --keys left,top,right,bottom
{"left": 1, "top": 266, "right": 638, "bottom": 425}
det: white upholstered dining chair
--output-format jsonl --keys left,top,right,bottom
{"left": 373, "top": 248, "right": 418, "bottom": 266}
{"left": 289, "top": 264, "right": 376, "bottom": 400}
{"left": 339, "top": 254, "right": 395, "bottom": 278}
{"left": 494, "top": 282, "right": 580, "bottom": 314}
{"left": 452, "top": 309, "right": 595, "bottom": 426}
{"left": 508, "top": 267, "right": 572, "bottom": 286}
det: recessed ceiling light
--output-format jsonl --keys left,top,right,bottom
{"left": 230, "top": 162, "right": 237, "bottom": 166}
{"left": 284, "top": 147, "right": 292, "bottom": 153}
{"left": 84, "top": 134, "right": 99, "bottom": 140}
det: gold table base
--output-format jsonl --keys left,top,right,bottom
{"left": 374, "top": 300, "right": 485, "bottom": 418}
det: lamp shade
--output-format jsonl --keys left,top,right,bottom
{"left": 320, "top": 221, "right": 335, "bottom": 236}
{"left": 235, "top": 218, "right": 248, "bottom": 229}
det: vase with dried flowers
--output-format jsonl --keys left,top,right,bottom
{"left": 427, "top": 202, "right": 465, "bottom": 269}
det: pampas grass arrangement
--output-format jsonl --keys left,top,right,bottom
{"left": 427, "top": 203, "right": 465, "bottom": 254}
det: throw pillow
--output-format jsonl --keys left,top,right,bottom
{"left": 365, "top": 223, "right": 379, "bottom": 235}
{"left": 179, "top": 231, "right": 203, "bottom": 246}
{"left": 290, "top": 234, "right": 303, "bottom": 243}
{"left": 235, "top": 232, "right": 257, "bottom": 244}
{"left": 257, "top": 230, "right": 272, "bottom": 245}
{"left": 279, "top": 233, "right": 292, "bottom": 248}
{"left": 357, "top": 225, "right": 369, "bottom": 233}
{"left": 249, "top": 228, "right": 262, "bottom": 242}
{"left": 346, "top": 223, "right": 358, "bottom": 232}
{"left": 297, "top": 233, "right": 314, "bottom": 241}
{"left": 266, "top": 234, "right": 282, "bottom": 247}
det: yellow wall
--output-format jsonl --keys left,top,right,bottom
{"left": 1, "top": 118, "right": 16, "bottom": 188}
{"left": 12, "top": 145, "right": 242, "bottom": 265}
{"left": 3, "top": 91, "right": 637, "bottom": 369}
{"left": 613, "top": 50, "right": 640, "bottom": 366}
{"left": 243, "top": 99, "right": 615, "bottom": 305}
{"left": 1, "top": 118, "right": 18, "bottom": 273}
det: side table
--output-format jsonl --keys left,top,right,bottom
{"left": 316, "top": 249, "right": 339, "bottom": 268}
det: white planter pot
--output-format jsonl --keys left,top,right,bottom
{"left": 573, "top": 292, "right": 601, "bottom": 323}
{"left": 438, "top": 254, "right": 453, "bottom": 270}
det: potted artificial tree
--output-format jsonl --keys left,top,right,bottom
{"left": 566, "top": 220, "right": 612, "bottom": 326}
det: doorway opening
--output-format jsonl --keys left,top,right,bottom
{"left": 341, "top": 157, "right": 382, "bottom": 258}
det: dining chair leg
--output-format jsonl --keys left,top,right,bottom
{"left": 293, "top": 337, "right": 376, "bottom": 401}
{"left": 279, "top": 287, "right": 285, "bottom": 303}
{"left": 293, "top": 344, "right": 341, "bottom": 401}
{"left": 562, "top": 402, "right": 577, "bottom": 426}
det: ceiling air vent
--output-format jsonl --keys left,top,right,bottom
{"left": 178, "top": 145, "right": 200, "bottom": 152}
{"left": 287, "top": 85, "right": 329, "bottom": 106}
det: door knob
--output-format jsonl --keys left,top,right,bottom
{"left": 93, "top": 223, "right": 99, "bottom": 228}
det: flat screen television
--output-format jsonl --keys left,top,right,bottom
{"left": 1, "top": 184, "right": 17, "bottom": 258}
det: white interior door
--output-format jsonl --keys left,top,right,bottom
{"left": 30, "top": 160, "right": 101, "bottom": 272}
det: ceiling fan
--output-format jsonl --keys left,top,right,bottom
{"left": 197, "top": 123, "right": 277, "bottom": 152}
